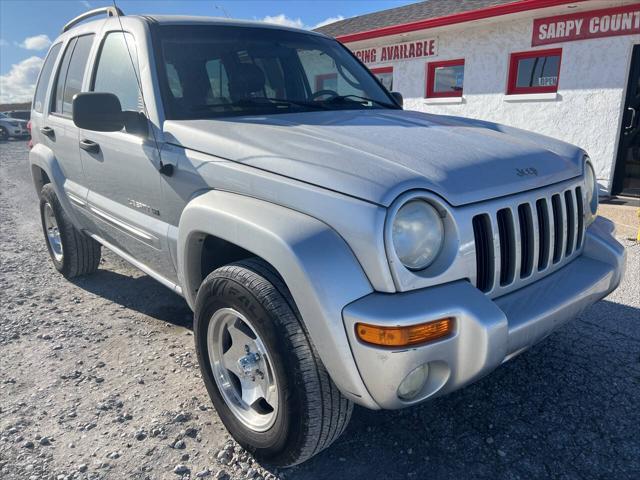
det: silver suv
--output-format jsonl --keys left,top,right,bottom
{"left": 0, "top": 112, "right": 29, "bottom": 140}
{"left": 30, "top": 7, "right": 626, "bottom": 466}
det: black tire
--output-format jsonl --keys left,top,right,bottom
{"left": 39, "top": 184, "right": 101, "bottom": 278}
{"left": 194, "top": 258, "right": 353, "bottom": 466}
{"left": 0, "top": 126, "right": 8, "bottom": 141}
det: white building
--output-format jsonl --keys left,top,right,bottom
{"left": 316, "top": 0, "right": 640, "bottom": 198}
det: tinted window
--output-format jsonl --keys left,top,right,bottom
{"left": 62, "top": 35, "right": 94, "bottom": 115}
{"left": 8, "top": 111, "right": 30, "bottom": 120}
{"left": 51, "top": 38, "right": 76, "bottom": 114}
{"left": 51, "top": 35, "right": 94, "bottom": 116}
{"left": 33, "top": 43, "right": 62, "bottom": 113}
{"left": 92, "top": 32, "right": 142, "bottom": 112}
{"left": 157, "top": 25, "right": 396, "bottom": 119}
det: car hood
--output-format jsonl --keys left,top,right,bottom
{"left": 1, "top": 116, "right": 25, "bottom": 124}
{"left": 163, "top": 109, "right": 584, "bottom": 207}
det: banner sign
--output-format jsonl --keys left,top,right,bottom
{"left": 352, "top": 38, "right": 438, "bottom": 65}
{"left": 532, "top": 4, "right": 640, "bottom": 46}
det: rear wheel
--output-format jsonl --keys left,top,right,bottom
{"left": 194, "top": 258, "right": 353, "bottom": 466}
{"left": 39, "top": 184, "right": 101, "bottom": 278}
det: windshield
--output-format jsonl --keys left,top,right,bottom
{"left": 156, "top": 25, "right": 398, "bottom": 119}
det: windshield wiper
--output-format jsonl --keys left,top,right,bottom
{"left": 324, "top": 94, "right": 397, "bottom": 109}
{"left": 191, "top": 98, "right": 328, "bottom": 112}
{"left": 244, "top": 97, "right": 330, "bottom": 110}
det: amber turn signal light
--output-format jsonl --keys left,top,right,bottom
{"left": 355, "top": 318, "right": 454, "bottom": 347}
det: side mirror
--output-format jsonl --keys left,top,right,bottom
{"left": 73, "top": 92, "right": 124, "bottom": 132}
{"left": 391, "top": 91, "right": 403, "bottom": 108}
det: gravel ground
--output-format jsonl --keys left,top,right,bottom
{"left": 0, "top": 139, "right": 639, "bottom": 480}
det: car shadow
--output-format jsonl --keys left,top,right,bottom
{"left": 71, "top": 267, "right": 193, "bottom": 329}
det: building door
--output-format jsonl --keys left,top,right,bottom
{"left": 613, "top": 45, "right": 640, "bottom": 197}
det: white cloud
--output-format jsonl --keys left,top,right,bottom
{"left": 80, "top": 0, "right": 92, "bottom": 8}
{"left": 260, "top": 14, "right": 305, "bottom": 29}
{"left": 312, "top": 16, "right": 345, "bottom": 29}
{"left": 19, "top": 34, "right": 52, "bottom": 51}
{"left": 259, "top": 14, "right": 345, "bottom": 30}
{"left": 0, "top": 56, "right": 43, "bottom": 103}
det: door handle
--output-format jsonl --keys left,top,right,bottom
{"left": 40, "top": 126, "right": 55, "bottom": 138}
{"left": 79, "top": 139, "right": 100, "bottom": 154}
{"left": 626, "top": 107, "right": 637, "bottom": 130}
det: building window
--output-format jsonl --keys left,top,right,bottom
{"left": 426, "top": 59, "right": 464, "bottom": 98}
{"left": 370, "top": 66, "right": 393, "bottom": 91}
{"left": 507, "top": 48, "right": 562, "bottom": 95}
{"left": 315, "top": 73, "right": 338, "bottom": 91}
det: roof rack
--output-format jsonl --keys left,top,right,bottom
{"left": 62, "top": 6, "right": 124, "bottom": 33}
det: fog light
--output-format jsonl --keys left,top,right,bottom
{"left": 397, "top": 364, "right": 429, "bottom": 400}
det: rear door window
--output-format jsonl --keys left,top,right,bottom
{"left": 33, "top": 43, "right": 62, "bottom": 113}
{"left": 51, "top": 34, "right": 95, "bottom": 117}
{"left": 51, "top": 38, "right": 76, "bottom": 115}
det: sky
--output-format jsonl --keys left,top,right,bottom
{"left": 0, "top": 0, "right": 415, "bottom": 104}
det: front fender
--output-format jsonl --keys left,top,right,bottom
{"left": 178, "top": 190, "right": 379, "bottom": 408}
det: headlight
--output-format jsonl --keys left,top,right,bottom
{"left": 584, "top": 160, "right": 598, "bottom": 225}
{"left": 392, "top": 200, "right": 444, "bottom": 270}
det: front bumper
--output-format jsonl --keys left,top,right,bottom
{"left": 343, "top": 217, "right": 626, "bottom": 409}
{"left": 7, "top": 127, "right": 27, "bottom": 137}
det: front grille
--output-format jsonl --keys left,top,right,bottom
{"left": 472, "top": 184, "right": 585, "bottom": 294}
{"left": 472, "top": 215, "right": 493, "bottom": 293}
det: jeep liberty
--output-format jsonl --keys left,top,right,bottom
{"left": 29, "top": 7, "right": 626, "bottom": 466}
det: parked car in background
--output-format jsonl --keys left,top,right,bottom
{"left": 6, "top": 110, "right": 31, "bottom": 121}
{"left": 29, "top": 7, "right": 626, "bottom": 467}
{"left": 0, "top": 112, "right": 29, "bottom": 140}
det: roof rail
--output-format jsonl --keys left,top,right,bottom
{"left": 61, "top": 6, "right": 124, "bottom": 33}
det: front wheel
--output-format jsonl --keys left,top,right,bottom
{"left": 0, "top": 126, "right": 8, "bottom": 141}
{"left": 194, "top": 258, "right": 353, "bottom": 466}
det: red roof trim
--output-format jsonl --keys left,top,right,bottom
{"left": 336, "top": 0, "right": 585, "bottom": 43}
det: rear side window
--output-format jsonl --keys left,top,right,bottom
{"left": 33, "top": 43, "right": 62, "bottom": 113}
{"left": 204, "top": 58, "right": 230, "bottom": 101}
{"left": 52, "top": 39, "right": 75, "bottom": 114}
{"left": 51, "top": 34, "right": 95, "bottom": 116}
{"left": 92, "top": 32, "right": 142, "bottom": 112}
{"left": 166, "top": 63, "right": 183, "bottom": 98}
